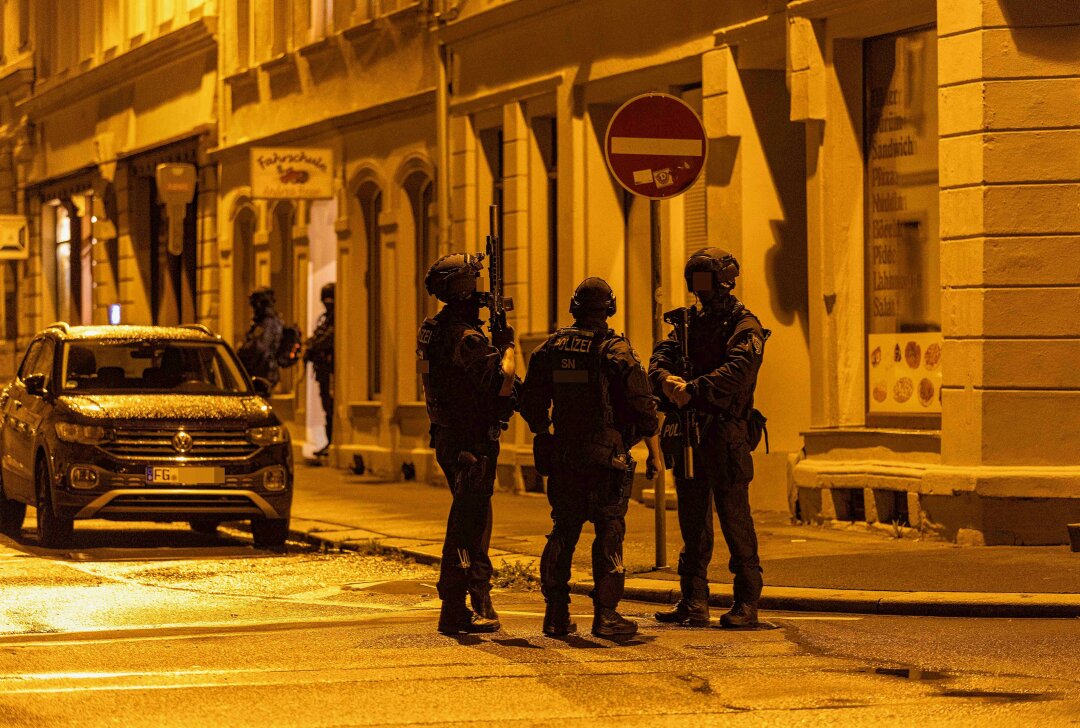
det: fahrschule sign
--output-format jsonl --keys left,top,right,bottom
{"left": 251, "top": 147, "right": 334, "bottom": 200}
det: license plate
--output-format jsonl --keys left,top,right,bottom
{"left": 145, "top": 466, "right": 225, "bottom": 485}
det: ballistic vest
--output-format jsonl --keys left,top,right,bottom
{"left": 417, "top": 315, "right": 486, "bottom": 429}
{"left": 547, "top": 327, "right": 624, "bottom": 462}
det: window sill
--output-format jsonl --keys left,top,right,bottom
{"left": 802, "top": 426, "right": 941, "bottom": 458}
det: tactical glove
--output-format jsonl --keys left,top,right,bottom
{"left": 492, "top": 324, "right": 516, "bottom": 350}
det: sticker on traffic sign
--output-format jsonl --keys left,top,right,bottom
{"left": 604, "top": 93, "right": 708, "bottom": 200}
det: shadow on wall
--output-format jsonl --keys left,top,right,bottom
{"left": 999, "top": 0, "right": 1080, "bottom": 59}
{"left": 742, "top": 70, "right": 809, "bottom": 344}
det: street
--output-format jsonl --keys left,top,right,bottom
{"left": 0, "top": 523, "right": 1076, "bottom": 727}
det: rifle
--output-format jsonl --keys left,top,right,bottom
{"left": 484, "top": 204, "right": 514, "bottom": 335}
{"left": 663, "top": 306, "right": 699, "bottom": 479}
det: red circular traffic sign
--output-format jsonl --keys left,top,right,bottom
{"left": 604, "top": 93, "right": 708, "bottom": 200}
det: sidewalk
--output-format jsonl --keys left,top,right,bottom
{"left": 286, "top": 462, "right": 1080, "bottom": 618}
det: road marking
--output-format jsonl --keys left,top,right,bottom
{"left": 610, "top": 137, "right": 703, "bottom": 157}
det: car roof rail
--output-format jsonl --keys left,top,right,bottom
{"left": 44, "top": 321, "right": 70, "bottom": 334}
{"left": 179, "top": 323, "right": 215, "bottom": 337}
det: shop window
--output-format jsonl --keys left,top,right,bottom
{"left": 864, "top": 26, "right": 941, "bottom": 419}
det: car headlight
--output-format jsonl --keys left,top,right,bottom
{"left": 248, "top": 425, "right": 288, "bottom": 445}
{"left": 55, "top": 422, "right": 109, "bottom": 444}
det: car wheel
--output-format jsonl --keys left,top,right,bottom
{"left": 0, "top": 477, "right": 26, "bottom": 537}
{"left": 251, "top": 518, "right": 289, "bottom": 550}
{"left": 36, "top": 463, "right": 74, "bottom": 549}
{"left": 188, "top": 518, "right": 221, "bottom": 535}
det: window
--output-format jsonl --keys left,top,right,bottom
{"left": 479, "top": 128, "right": 504, "bottom": 239}
{"left": 406, "top": 173, "right": 435, "bottom": 399}
{"left": 102, "top": 0, "right": 122, "bottom": 51}
{"left": 18, "top": 339, "right": 42, "bottom": 381}
{"left": 531, "top": 116, "right": 558, "bottom": 332}
{"left": 358, "top": 183, "right": 382, "bottom": 399}
{"left": 272, "top": 0, "right": 289, "bottom": 56}
{"left": 864, "top": 27, "right": 941, "bottom": 417}
{"left": 18, "top": 0, "right": 30, "bottom": 50}
{"left": 60, "top": 341, "right": 247, "bottom": 394}
{"left": 236, "top": 0, "right": 251, "bottom": 68}
{"left": 1, "top": 263, "right": 18, "bottom": 343}
{"left": 129, "top": 0, "right": 148, "bottom": 38}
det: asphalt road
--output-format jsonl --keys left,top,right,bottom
{"left": 0, "top": 521, "right": 1077, "bottom": 727}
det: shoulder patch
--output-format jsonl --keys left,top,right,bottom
{"left": 751, "top": 333, "right": 764, "bottom": 356}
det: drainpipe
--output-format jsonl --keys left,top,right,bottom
{"left": 436, "top": 42, "right": 451, "bottom": 255}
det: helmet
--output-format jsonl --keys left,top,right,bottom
{"left": 424, "top": 253, "right": 484, "bottom": 303}
{"left": 320, "top": 282, "right": 336, "bottom": 301}
{"left": 570, "top": 277, "right": 616, "bottom": 318}
{"left": 685, "top": 247, "right": 739, "bottom": 292}
{"left": 249, "top": 286, "right": 276, "bottom": 308}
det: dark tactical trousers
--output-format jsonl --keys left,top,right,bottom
{"left": 315, "top": 372, "right": 333, "bottom": 444}
{"left": 433, "top": 428, "right": 499, "bottom": 603}
{"left": 675, "top": 442, "right": 763, "bottom": 605}
{"left": 541, "top": 465, "right": 629, "bottom": 609}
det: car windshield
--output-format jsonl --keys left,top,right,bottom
{"left": 59, "top": 340, "right": 250, "bottom": 395}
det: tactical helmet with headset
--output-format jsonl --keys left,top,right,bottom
{"left": 569, "top": 277, "right": 617, "bottom": 318}
{"left": 424, "top": 253, "right": 484, "bottom": 303}
{"left": 249, "top": 286, "right": 276, "bottom": 308}
{"left": 684, "top": 247, "right": 740, "bottom": 293}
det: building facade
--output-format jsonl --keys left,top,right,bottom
{"left": 2, "top": 0, "right": 1077, "bottom": 543}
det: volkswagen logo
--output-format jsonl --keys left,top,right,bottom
{"left": 172, "top": 430, "right": 193, "bottom": 454}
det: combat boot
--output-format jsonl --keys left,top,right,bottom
{"left": 591, "top": 607, "right": 638, "bottom": 638}
{"left": 720, "top": 601, "right": 760, "bottom": 629}
{"left": 542, "top": 600, "right": 577, "bottom": 637}
{"left": 437, "top": 601, "right": 500, "bottom": 635}
{"left": 470, "top": 589, "right": 499, "bottom": 621}
{"left": 654, "top": 599, "right": 711, "bottom": 627}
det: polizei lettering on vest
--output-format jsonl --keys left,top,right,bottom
{"left": 551, "top": 335, "right": 593, "bottom": 353}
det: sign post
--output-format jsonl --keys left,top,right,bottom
{"left": 604, "top": 92, "right": 708, "bottom": 570}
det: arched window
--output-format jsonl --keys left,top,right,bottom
{"left": 405, "top": 171, "right": 435, "bottom": 400}
{"left": 232, "top": 204, "right": 257, "bottom": 346}
{"left": 269, "top": 201, "right": 296, "bottom": 393}
{"left": 357, "top": 182, "right": 382, "bottom": 400}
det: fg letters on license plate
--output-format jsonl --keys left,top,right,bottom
{"left": 145, "top": 466, "right": 225, "bottom": 485}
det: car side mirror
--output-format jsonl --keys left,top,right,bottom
{"left": 251, "top": 376, "right": 272, "bottom": 398}
{"left": 23, "top": 373, "right": 47, "bottom": 398}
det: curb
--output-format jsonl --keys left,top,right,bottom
{"left": 286, "top": 527, "right": 1080, "bottom": 620}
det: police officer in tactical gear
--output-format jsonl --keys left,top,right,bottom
{"left": 239, "top": 287, "right": 285, "bottom": 388}
{"left": 649, "top": 248, "right": 769, "bottom": 629}
{"left": 303, "top": 282, "right": 335, "bottom": 456}
{"left": 521, "top": 277, "right": 661, "bottom": 639}
{"left": 418, "top": 253, "right": 517, "bottom": 635}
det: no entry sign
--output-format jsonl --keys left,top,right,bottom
{"left": 604, "top": 93, "right": 708, "bottom": 200}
